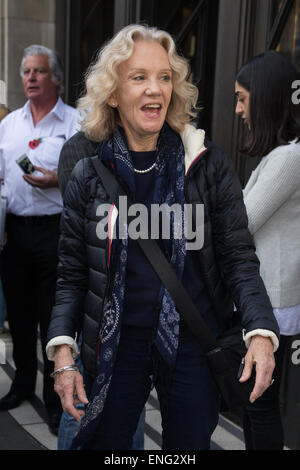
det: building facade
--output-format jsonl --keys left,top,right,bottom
{"left": 0, "top": 0, "right": 299, "bottom": 449}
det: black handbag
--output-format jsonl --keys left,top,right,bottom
{"left": 91, "top": 157, "right": 255, "bottom": 411}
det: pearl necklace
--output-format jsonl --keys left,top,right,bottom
{"left": 133, "top": 162, "right": 156, "bottom": 174}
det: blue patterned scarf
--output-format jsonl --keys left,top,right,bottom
{"left": 71, "top": 124, "right": 186, "bottom": 449}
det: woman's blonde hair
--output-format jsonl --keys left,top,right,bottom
{"left": 77, "top": 24, "right": 199, "bottom": 142}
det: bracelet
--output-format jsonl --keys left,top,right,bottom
{"left": 50, "top": 364, "right": 78, "bottom": 378}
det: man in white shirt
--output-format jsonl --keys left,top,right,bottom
{"left": 0, "top": 45, "right": 79, "bottom": 435}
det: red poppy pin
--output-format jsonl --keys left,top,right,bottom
{"left": 29, "top": 138, "right": 42, "bottom": 149}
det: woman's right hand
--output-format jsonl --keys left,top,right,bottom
{"left": 53, "top": 344, "right": 89, "bottom": 422}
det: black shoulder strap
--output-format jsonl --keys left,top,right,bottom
{"left": 91, "top": 155, "right": 121, "bottom": 203}
{"left": 91, "top": 157, "right": 218, "bottom": 353}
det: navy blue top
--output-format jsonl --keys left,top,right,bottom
{"left": 122, "top": 151, "right": 161, "bottom": 328}
{"left": 122, "top": 150, "right": 218, "bottom": 338}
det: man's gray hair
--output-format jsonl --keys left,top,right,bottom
{"left": 20, "top": 45, "right": 64, "bottom": 96}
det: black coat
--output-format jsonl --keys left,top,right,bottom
{"left": 48, "top": 135, "right": 279, "bottom": 377}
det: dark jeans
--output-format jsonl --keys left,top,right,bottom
{"left": 58, "top": 405, "right": 146, "bottom": 450}
{"left": 84, "top": 327, "right": 219, "bottom": 450}
{"left": 2, "top": 214, "right": 61, "bottom": 412}
{"left": 243, "top": 335, "right": 289, "bottom": 450}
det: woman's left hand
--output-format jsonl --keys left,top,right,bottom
{"left": 239, "top": 335, "right": 275, "bottom": 403}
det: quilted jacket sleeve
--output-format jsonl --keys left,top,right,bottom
{"left": 211, "top": 144, "right": 280, "bottom": 339}
{"left": 47, "top": 159, "right": 89, "bottom": 342}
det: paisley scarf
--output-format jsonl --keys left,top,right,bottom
{"left": 71, "top": 124, "right": 186, "bottom": 449}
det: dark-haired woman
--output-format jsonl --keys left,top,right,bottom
{"left": 235, "top": 50, "right": 300, "bottom": 450}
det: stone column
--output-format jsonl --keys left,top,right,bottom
{"left": 0, "top": 0, "right": 56, "bottom": 110}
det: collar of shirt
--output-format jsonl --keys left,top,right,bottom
{"left": 21, "top": 96, "right": 65, "bottom": 123}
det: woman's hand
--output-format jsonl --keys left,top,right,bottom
{"left": 239, "top": 335, "right": 275, "bottom": 403}
{"left": 53, "top": 345, "right": 88, "bottom": 422}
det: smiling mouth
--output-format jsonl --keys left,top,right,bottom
{"left": 141, "top": 104, "right": 162, "bottom": 117}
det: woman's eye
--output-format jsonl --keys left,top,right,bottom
{"left": 133, "top": 75, "right": 145, "bottom": 81}
{"left": 161, "top": 75, "right": 171, "bottom": 82}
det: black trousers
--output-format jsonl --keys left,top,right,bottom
{"left": 242, "top": 335, "right": 288, "bottom": 450}
{"left": 2, "top": 213, "right": 62, "bottom": 413}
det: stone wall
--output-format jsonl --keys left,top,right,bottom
{"left": 0, "top": 0, "right": 56, "bottom": 110}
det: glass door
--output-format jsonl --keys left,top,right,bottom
{"left": 268, "top": 0, "right": 300, "bottom": 69}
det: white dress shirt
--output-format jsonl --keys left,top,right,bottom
{"left": 0, "top": 97, "right": 79, "bottom": 216}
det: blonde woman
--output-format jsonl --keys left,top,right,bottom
{"left": 47, "top": 25, "right": 279, "bottom": 450}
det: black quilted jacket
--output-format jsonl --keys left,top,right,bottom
{"left": 47, "top": 138, "right": 279, "bottom": 377}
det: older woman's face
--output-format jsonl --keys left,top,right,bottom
{"left": 109, "top": 40, "right": 173, "bottom": 150}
